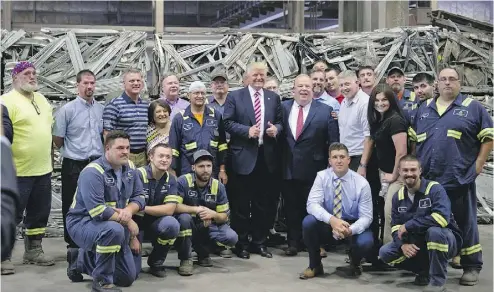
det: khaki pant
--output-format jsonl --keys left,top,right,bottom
{"left": 383, "top": 179, "right": 404, "bottom": 244}
{"left": 129, "top": 152, "right": 147, "bottom": 168}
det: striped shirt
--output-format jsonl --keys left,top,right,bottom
{"left": 103, "top": 92, "right": 149, "bottom": 151}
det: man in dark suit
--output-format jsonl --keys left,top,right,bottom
{"left": 223, "top": 62, "right": 283, "bottom": 259}
{"left": 281, "top": 74, "right": 339, "bottom": 256}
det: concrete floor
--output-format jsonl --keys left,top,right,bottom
{"left": 1, "top": 226, "right": 493, "bottom": 292}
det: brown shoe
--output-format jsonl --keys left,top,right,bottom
{"left": 320, "top": 247, "right": 327, "bottom": 258}
{"left": 299, "top": 264, "right": 324, "bottom": 280}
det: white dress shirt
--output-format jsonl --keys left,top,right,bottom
{"left": 248, "top": 85, "right": 265, "bottom": 145}
{"left": 288, "top": 100, "right": 311, "bottom": 138}
{"left": 306, "top": 167, "right": 373, "bottom": 235}
{"left": 338, "top": 89, "right": 370, "bottom": 156}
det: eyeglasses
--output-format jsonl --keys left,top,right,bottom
{"left": 31, "top": 100, "right": 40, "bottom": 115}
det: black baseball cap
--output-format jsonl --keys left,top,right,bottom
{"left": 193, "top": 149, "right": 214, "bottom": 164}
{"left": 387, "top": 66, "right": 404, "bottom": 76}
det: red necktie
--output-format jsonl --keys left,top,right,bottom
{"left": 296, "top": 105, "right": 304, "bottom": 139}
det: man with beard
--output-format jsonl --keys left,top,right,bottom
{"left": 66, "top": 130, "right": 145, "bottom": 291}
{"left": 52, "top": 70, "right": 104, "bottom": 281}
{"left": 357, "top": 66, "right": 377, "bottom": 96}
{"left": 174, "top": 150, "right": 238, "bottom": 276}
{"left": 0, "top": 61, "right": 55, "bottom": 274}
{"left": 386, "top": 66, "right": 418, "bottom": 121}
{"left": 169, "top": 81, "right": 228, "bottom": 183}
{"left": 310, "top": 70, "right": 340, "bottom": 114}
{"left": 223, "top": 62, "right": 283, "bottom": 259}
{"left": 281, "top": 74, "right": 338, "bottom": 256}
{"left": 409, "top": 67, "right": 493, "bottom": 286}
{"left": 134, "top": 143, "right": 180, "bottom": 278}
{"left": 380, "top": 155, "right": 462, "bottom": 292}
{"left": 103, "top": 69, "right": 149, "bottom": 167}
{"left": 412, "top": 73, "right": 436, "bottom": 104}
{"left": 160, "top": 73, "right": 190, "bottom": 121}
{"left": 325, "top": 68, "right": 344, "bottom": 104}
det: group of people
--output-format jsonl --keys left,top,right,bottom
{"left": 0, "top": 58, "right": 491, "bottom": 292}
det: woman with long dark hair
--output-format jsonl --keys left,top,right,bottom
{"left": 146, "top": 99, "right": 172, "bottom": 154}
{"left": 367, "top": 84, "right": 408, "bottom": 245}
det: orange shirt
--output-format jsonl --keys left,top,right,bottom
{"left": 193, "top": 113, "right": 203, "bottom": 126}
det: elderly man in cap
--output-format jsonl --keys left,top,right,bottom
{"left": 208, "top": 67, "right": 229, "bottom": 116}
{"left": 386, "top": 66, "right": 418, "bottom": 119}
{"left": 169, "top": 81, "right": 228, "bottom": 183}
{"left": 0, "top": 61, "right": 55, "bottom": 274}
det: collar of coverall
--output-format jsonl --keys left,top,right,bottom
{"left": 404, "top": 177, "right": 428, "bottom": 195}
{"left": 426, "top": 93, "right": 465, "bottom": 109}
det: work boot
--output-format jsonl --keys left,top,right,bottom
{"left": 92, "top": 281, "right": 122, "bottom": 292}
{"left": 414, "top": 274, "right": 430, "bottom": 286}
{"left": 459, "top": 269, "right": 479, "bottom": 286}
{"left": 198, "top": 257, "right": 213, "bottom": 267}
{"left": 299, "top": 263, "right": 324, "bottom": 280}
{"left": 67, "top": 248, "right": 83, "bottom": 282}
{"left": 149, "top": 266, "right": 166, "bottom": 278}
{"left": 178, "top": 259, "right": 194, "bottom": 276}
{"left": 1, "top": 259, "right": 15, "bottom": 275}
{"left": 423, "top": 285, "right": 447, "bottom": 292}
{"left": 23, "top": 237, "right": 55, "bottom": 266}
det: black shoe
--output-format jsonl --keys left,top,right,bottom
{"left": 92, "top": 281, "right": 122, "bottom": 292}
{"left": 234, "top": 248, "right": 250, "bottom": 259}
{"left": 414, "top": 274, "right": 430, "bottom": 286}
{"left": 67, "top": 248, "right": 83, "bottom": 283}
{"left": 349, "top": 263, "right": 363, "bottom": 277}
{"left": 266, "top": 233, "right": 286, "bottom": 246}
{"left": 251, "top": 246, "right": 273, "bottom": 258}
{"left": 149, "top": 266, "right": 166, "bottom": 278}
{"left": 285, "top": 246, "right": 298, "bottom": 256}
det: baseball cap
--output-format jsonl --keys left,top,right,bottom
{"left": 387, "top": 66, "right": 404, "bottom": 76}
{"left": 193, "top": 149, "right": 214, "bottom": 164}
{"left": 211, "top": 68, "right": 227, "bottom": 80}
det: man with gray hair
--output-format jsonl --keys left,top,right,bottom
{"left": 169, "top": 81, "right": 228, "bottom": 183}
{"left": 160, "top": 72, "right": 189, "bottom": 121}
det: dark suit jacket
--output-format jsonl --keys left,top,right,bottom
{"left": 223, "top": 87, "right": 283, "bottom": 175}
{"left": 1, "top": 141, "right": 19, "bottom": 260}
{"left": 281, "top": 99, "right": 339, "bottom": 182}
{"left": 2, "top": 105, "right": 13, "bottom": 144}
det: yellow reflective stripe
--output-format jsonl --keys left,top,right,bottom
{"left": 25, "top": 228, "right": 46, "bottom": 236}
{"left": 157, "top": 237, "right": 176, "bottom": 246}
{"left": 447, "top": 129, "right": 462, "bottom": 139}
{"left": 461, "top": 97, "right": 473, "bottom": 107}
{"left": 172, "top": 149, "right": 180, "bottom": 157}
{"left": 411, "top": 103, "right": 418, "bottom": 110}
{"left": 388, "top": 255, "right": 407, "bottom": 266}
{"left": 427, "top": 99, "right": 433, "bottom": 106}
{"left": 477, "top": 128, "right": 494, "bottom": 142}
{"left": 408, "top": 127, "right": 417, "bottom": 142}
{"left": 210, "top": 141, "right": 218, "bottom": 148}
{"left": 106, "top": 201, "right": 116, "bottom": 207}
{"left": 185, "top": 142, "right": 197, "bottom": 150}
{"left": 128, "top": 160, "right": 135, "bottom": 169}
{"left": 416, "top": 133, "right": 427, "bottom": 142}
{"left": 211, "top": 179, "right": 219, "bottom": 195}
{"left": 135, "top": 210, "right": 145, "bottom": 217}
{"left": 138, "top": 167, "right": 148, "bottom": 183}
{"left": 216, "top": 241, "right": 233, "bottom": 248}
{"left": 409, "top": 92, "right": 416, "bottom": 101}
{"left": 427, "top": 242, "right": 449, "bottom": 252}
{"left": 96, "top": 245, "right": 121, "bottom": 254}
{"left": 218, "top": 143, "right": 228, "bottom": 151}
{"left": 425, "top": 181, "right": 439, "bottom": 195}
{"left": 391, "top": 225, "right": 401, "bottom": 233}
{"left": 164, "top": 195, "right": 183, "bottom": 204}
{"left": 216, "top": 203, "right": 229, "bottom": 213}
{"left": 70, "top": 187, "right": 78, "bottom": 209}
{"left": 398, "top": 187, "right": 405, "bottom": 200}
{"left": 460, "top": 244, "right": 482, "bottom": 255}
{"left": 431, "top": 212, "right": 448, "bottom": 227}
{"left": 209, "top": 107, "right": 215, "bottom": 117}
{"left": 86, "top": 163, "right": 104, "bottom": 174}
{"left": 178, "top": 229, "right": 193, "bottom": 237}
{"left": 166, "top": 172, "right": 170, "bottom": 183}
{"left": 89, "top": 205, "right": 106, "bottom": 217}
{"left": 125, "top": 199, "right": 129, "bottom": 205}
{"left": 185, "top": 173, "right": 194, "bottom": 187}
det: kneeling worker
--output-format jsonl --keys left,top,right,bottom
{"left": 134, "top": 142, "right": 181, "bottom": 278}
{"left": 300, "top": 142, "right": 374, "bottom": 279}
{"left": 175, "top": 150, "right": 238, "bottom": 276}
{"left": 66, "top": 130, "right": 145, "bottom": 292}
{"left": 379, "top": 155, "right": 462, "bottom": 292}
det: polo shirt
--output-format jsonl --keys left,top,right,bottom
{"left": 1, "top": 89, "right": 53, "bottom": 176}
{"left": 103, "top": 92, "right": 149, "bottom": 151}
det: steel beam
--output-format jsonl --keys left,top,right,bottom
{"left": 2, "top": 0, "right": 12, "bottom": 31}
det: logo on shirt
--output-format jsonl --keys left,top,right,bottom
{"left": 188, "top": 190, "right": 198, "bottom": 198}
{"left": 419, "top": 198, "right": 431, "bottom": 208}
{"left": 420, "top": 112, "right": 429, "bottom": 119}
{"left": 105, "top": 176, "right": 115, "bottom": 186}
{"left": 205, "top": 119, "right": 217, "bottom": 127}
{"left": 205, "top": 194, "right": 216, "bottom": 202}
{"left": 398, "top": 206, "right": 407, "bottom": 213}
{"left": 183, "top": 123, "right": 193, "bottom": 131}
{"left": 403, "top": 102, "right": 414, "bottom": 110}
{"left": 453, "top": 109, "right": 468, "bottom": 118}
{"left": 161, "top": 184, "right": 169, "bottom": 193}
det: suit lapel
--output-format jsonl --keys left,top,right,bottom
{"left": 298, "top": 101, "right": 318, "bottom": 139}
{"left": 241, "top": 87, "right": 256, "bottom": 125}
{"left": 284, "top": 100, "right": 295, "bottom": 141}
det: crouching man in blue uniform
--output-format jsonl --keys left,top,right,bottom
{"left": 300, "top": 143, "right": 374, "bottom": 279}
{"left": 66, "top": 130, "right": 146, "bottom": 292}
{"left": 134, "top": 143, "right": 180, "bottom": 278}
{"left": 379, "top": 155, "right": 462, "bottom": 292}
{"left": 174, "top": 149, "right": 238, "bottom": 276}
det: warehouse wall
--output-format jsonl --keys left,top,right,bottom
{"left": 437, "top": 0, "right": 493, "bottom": 24}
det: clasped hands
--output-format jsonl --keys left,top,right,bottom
{"left": 397, "top": 225, "right": 420, "bottom": 258}
{"left": 329, "top": 217, "right": 352, "bottom": 240}
{"left": 195, "top": 206, "right": 217, "bottom": 227}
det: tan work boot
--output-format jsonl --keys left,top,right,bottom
{"left": 1, "top": 259, "right": 15, "bottom": 275}
{"left": 299, "top": 263, "right": 324, "bottom": 280}
{"left": 178, "top": 259, "right": 194, "bottom": 276}
{"left": 23, "top": 237, "right": 55, "bottom": 266}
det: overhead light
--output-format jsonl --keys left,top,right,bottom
{"left": 240, "top": 9, "right": 287, "bottom": 29}
{"left": 318, "top": 24, "right": 339, "bottom": 30}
